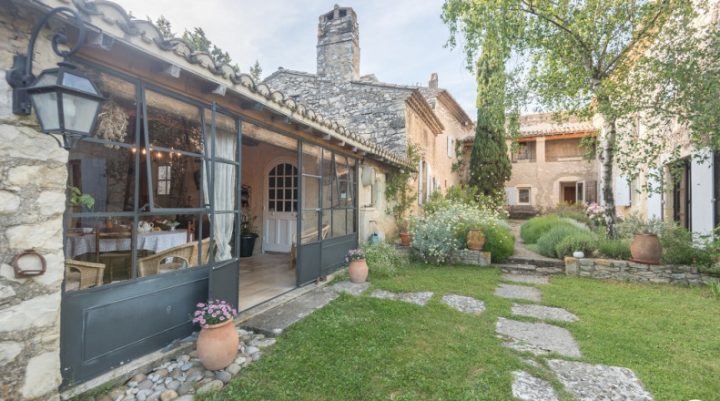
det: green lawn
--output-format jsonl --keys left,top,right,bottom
{"left": 200, "top": 265, "right": 720, "bottom": 401}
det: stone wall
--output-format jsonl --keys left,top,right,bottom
{"left": 564, "top": 257, "right": 716, "bottom": 286}
{"left": 0, "top": 3, "right": 67, "bottom": 400}
{"left": 450, "top": 249, "right": 491, "bottom": 266}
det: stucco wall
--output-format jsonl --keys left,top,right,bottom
{"left": 0, "top": 3, "right": 65, "bottom": 399}
{"left": 358, "top": 159, "right": 396, "bottom": 243}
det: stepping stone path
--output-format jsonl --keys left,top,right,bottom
{"left": 441, "top": 294, "right": 485, "bottom": 314}
{"left": 502, "top": 273, "right": 550, "bottom": 285}
{"left": 494, "top": 270, "right": 654, "bottom": 400}
{"left": 97, "top": 328, "right": 272, "bottom": 401}
{"left": 369, "top": 290, "right": 434, "bottom": 306}
{"left": 495, "top": 283, "right": 542, "bottom": 302}
{"left": 331, "top": 280, "right": 370, "bottom": 296}
{"left": 511, "top": 371, "right": 559, "bottom": 401}
{"left": 511, "top": 304, "right": 579, "bottom": 322}
{"left": 548, "top": 359, "right": 654, "bottom": 401}
{"left": 243, "top": 287, "right": 338, "bottom": 336}
{"left": 496, "top": 318, "right": 582, "bottom": 357}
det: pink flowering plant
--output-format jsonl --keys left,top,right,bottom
{"left": 192, "top": 300, "right": 238, "bottom": 328}
{"left": 345, "top": 248, "right": 365, "bottom": 262}
{"left": 585, "top": 203, "right": 606, "bottom": 227}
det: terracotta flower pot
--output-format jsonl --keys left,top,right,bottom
{"left": 630, "top": 233, "right": 662, "bottom": 265}
{"left": 399, "top": 232, "right": 412, "bottom": 247}
{"left": 196, "top": 319, "right": 238, "bottom": 370}
{"left": 348, "top": 259, "right": 368, "bottom": 283}
{"left": 466, "top": 229, "right": 486, "bottom": 251}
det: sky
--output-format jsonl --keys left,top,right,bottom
{"left": 115, "top": 0, "right": 478, "bottom": 118}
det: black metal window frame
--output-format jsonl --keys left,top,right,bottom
{"left": 63, "top": 59, "right": 243, "bottom": 291}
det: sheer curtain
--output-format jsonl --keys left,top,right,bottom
{"left": 204, "top": 120, "right": 237, "bottom": 262}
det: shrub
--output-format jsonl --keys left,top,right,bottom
{"left": 597, "top": 239, "right": 631, "bottom": 260}
{"left": 658, "top": 225, "right": 715, "bottom": 266}
{"left": 546, "top": 204, "right": 592, "bottom": 226}
{"left": 478, "top": 221, "right": 515, "bottom": 263}
{"left": 362, "top": 242, "right": 405, "bottom": 278}
{"left": 536, "top": 225, "right": 585, "bottom": 258}
{"left": 412, "top": 201, "right": 508, "bottom": 264}
{"left": 554, "top": 232, "right": 598, "bottom": 258}
{"left": 521, "top": 215, "right": 578, "bottom": 244}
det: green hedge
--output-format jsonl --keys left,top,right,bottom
{"left": 520, "top": 215, "right": 582, "bottom": 244}
{"left": 555, "top": 232, "right": 598, "bottom": 258}
{"left": 478, "top": 222, "right": 515, "bottom": 263}
{"left": 536, "top": 225, "right": 586, "bottom": 258}
{"left": 597, "top": 239, "right": 631, "bottom": 260}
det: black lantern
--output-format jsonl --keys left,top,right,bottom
{"left": 26, "top": 62, "right": 103, "bottom": 148}
{"left": 6, "top": 7, "right": 103, "bottom": 149}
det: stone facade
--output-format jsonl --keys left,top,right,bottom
{"left": 564, "top": 257, "right": 716, "bottom": 286}
{"left": 0, "top": 3, "right": 66, "bottom": 400}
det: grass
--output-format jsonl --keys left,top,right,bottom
{"left": 200, "top": 264, "right": 720, "bottom": 401}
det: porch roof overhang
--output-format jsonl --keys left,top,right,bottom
{"left": 24, "top": 0, "right": 412, "bottom": 170}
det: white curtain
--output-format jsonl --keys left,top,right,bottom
{"left": 204, "top": 124, "right": 237, "bottom": 261}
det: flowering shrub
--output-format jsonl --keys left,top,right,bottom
{"left": 585, "top": 202, "right": 606, "bottom": 227}
{"left": 346, "top": 248, "right": 365, "bottom": 262}
{"left": 193, "top": 300, "right": 238, "bottom": 328}
{"left": 362, "top": 242, "right": 406, "bottom": 278}
{"left": 411, "top": 201, "right": 512, "bottom": 264}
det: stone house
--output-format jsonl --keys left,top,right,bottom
{"left": 460, "top": 113, "right": 599, "bottom": 215}
{"left": 264, "top": 5, "right": 475, "bottom": 221}
{"left": 0, "top": 0, "right": 412, "bottom": 398}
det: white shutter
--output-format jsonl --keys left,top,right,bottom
{"left": 418, "top": 160, "right": 424, "bottom": 205}
{"left": 614, "top": 175, "right": 631, "bottom": 206}
{"left": 447, "top": 136, "right": 453, "bottom": 158}
{"left": 691, "top": 149, "right": 714, "bottom": 236}
{"left": 647, "top": 167, "right": 663, "bottom": 220}
{"left": 506, "top": 187, "right": 517, "bottom": 205}
{"left": 426, "top": 163, "right": 432, "bottom": 200}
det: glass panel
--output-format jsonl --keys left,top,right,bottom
{"left": 63, "top": 93, "right": 101, "bottom": 133}
{"left": 68, "top": 141, "right": 135, "bottom": 212}
{"left": 32, "top": 92, "right": 60, "bottom": 131}
{"left": 302, "top": 176, "right": 320, "bottom": 209}
{"left": 62, "top": 72, "right": 98, "bottom": 94}
{"left": 322, "top": 209, "right": 332, "bottom": 239}
{"left": 145, "top": 90, "right": 204, "bottom": 154}
{"left": 150, "top": 152, "right": 204, "bottom": 209}
{"left": 302, "top": 143, "right": 321, "bottom": 176}
{"left": 332, "top": 209, "right": 346, "bottom": 237}
{"left": 134, "top": 214, "right": 210, "bottom": 277}
{"left": 301, "top": 211, "right": 319, "bottom": 244}
{"left": 91, "top": 72, "right": 137, "bottom": 145}
{"left": 242, "top": 121, "right": 297, "bottom": 151}
{"left": 65, "top": 216, "right": 134, "bottom": 290}
{"left": 336, "top": 154, "right": 349, "bottom": 180}
{"left": 347, "top": 209, "right": 355, "bottom": 234}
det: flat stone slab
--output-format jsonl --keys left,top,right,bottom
{"left": 369, "top": 290, "right": 433, "bottom": 306}
{"left": 441, "top": 294, "right": 485, "bottom": 314}
{"left": 331, "top": 280, "right": 370, "bottom": 296}
{"left": 241, "top": 287, "right": 338, "bottom": 336}
{"left": 548, "top": 359, "right": 654, "bottom": 401}
{"left": 496, "top": 318, "right": 581, "bottom": 357}
{"left": 502, "top": 273, "right": 550, "bottom": 285}
{"left": 494, "top": 284, "right": 542, "bottom": 302}
{"left": 512, "top": 371, "right": 559, "bottom": 401}
{"left": 511, "top": 304, "right": 579, "bottom": 322}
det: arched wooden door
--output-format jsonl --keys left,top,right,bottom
{"left": 264, "top": 161, "right": 298, "bottom": 252}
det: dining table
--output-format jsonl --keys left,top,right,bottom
{"left": 66, "top": 229, "right": 189, "bottom": 259}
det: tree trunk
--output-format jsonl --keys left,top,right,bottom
{"left": 601, "top": 118, "right": 619, "bottom": 239}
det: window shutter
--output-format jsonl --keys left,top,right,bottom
{"left": 691, "top": 149, "right": 714, "bottom": 235}
{"left": 614, "top": 176, "right": 631, "bottom": 206}
{"left": 647, "top": 168, "right": 663, "bottom": 220}
{"left": 506, "top": 187, "right": 517, "bottom": 205}
{"left": 447, "top": 137, "right": 453, "bottom": 158}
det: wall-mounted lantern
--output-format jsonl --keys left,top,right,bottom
{"left": 6, "top": 7, "right": 103, "bottom": 149}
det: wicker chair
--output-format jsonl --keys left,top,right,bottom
{"left": 190, "top": 237, "right": 212, "bottom": 267}
{"left": 138, "top": 242, "right": 195, "bottom": 277}
{"left": 65, "top": 260, "right": 106, "bottom": 290}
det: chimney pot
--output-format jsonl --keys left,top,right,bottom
{"left": 429, "top": 73, "right": 439, "bottom": 89}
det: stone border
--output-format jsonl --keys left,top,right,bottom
{"left": 564, "top": 257, "right": 716, "bottom": 286}
{"left": 394, "top": 247, "right": 491, "bottom": 267}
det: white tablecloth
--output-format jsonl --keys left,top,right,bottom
{"left": 67, "top": 230, "right": 188, "bottom": 258}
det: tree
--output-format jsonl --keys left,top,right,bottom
{"left": 154, "top": 15, "right": 174, "bottom": 39}
{"left": 249, "top": 60, "right": 263, "bottom": 81}
{"left": 443, "top": 0, "right": 720, "bottom": 238}
{"left": 468, "top": 34, "right": 512, "bottom": 196}
{"left": 182, "top": 27, "right": 240, "bottom": 73}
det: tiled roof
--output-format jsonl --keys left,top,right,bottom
{"left": 32, "top": 0, "right": 411, "bottom": 168}
{"left": 517, "top": 113, "right": 597, "bottom": 137}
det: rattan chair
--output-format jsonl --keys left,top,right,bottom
{"left": 137, "top": 242, "right": 195, "bottom": 277}
{"left": 190, "top": 237, "right": 213, "bottom": 267}
{"left": 290, "top": 224, "right": 330, "bottom": 268}
{"left": 65, "top": 259, "right": 106, "bottom": 290}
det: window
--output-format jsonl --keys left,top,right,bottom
{"left": 512, "top": 141, "right": 536, "bottom": 162}
{"left": 64, "top": 66, "right": 239, "bottom": 292}
{"left": 447, "top": 136, "right": 454, "bottom": 158}
{"left": 518, "top": 188, "right": 531, "bottom": 204}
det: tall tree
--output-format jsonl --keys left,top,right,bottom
{"left": 443, "top": 0, "right": 720, "bottom": 238}
{"left": 468, "top": 35, "right": 512, "bottom": 196}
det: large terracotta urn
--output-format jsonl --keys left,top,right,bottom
{"left": 399, "top": 232, "right": 412, "bottom": 247}
{"left": 630, "top": 234, "right": 662, "bottom": 265}
{"left": 348, "top": 259, "right": 368, "bottom": 283}
{"left": 466, "top": 229, "right": 486, "bottom": 251}
{"left": 196, "top": 320, "right": 239, "bottom": 370}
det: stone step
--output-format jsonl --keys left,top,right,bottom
{"left": 507, "top": 256, "right": 565, "bottom": 269}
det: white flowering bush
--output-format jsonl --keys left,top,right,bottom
{"left": 411, "top": 201, "right": 512, "bottom": 264}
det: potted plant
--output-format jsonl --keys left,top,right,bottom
{"left": 240, "top": 215, "right": 259, "bottom": 258}
{"left": 466, "top": 227, "right": 486, "bottom": 250}
{"left": 398, "top": 219, "right": 412, "bottom": 247}
{"left": 346, "top": 248, "right": 368, "bottom": 283}
{"left": 629, "top": 219, "right": 663, "bottom": 265}
{"left": 193, "top": 300, "right": 239, "bottom": 370}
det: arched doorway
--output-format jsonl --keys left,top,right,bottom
{"left": 264, "top": 161, "right": 298, "bottom": 252}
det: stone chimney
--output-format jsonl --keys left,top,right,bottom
{"left": 317, "top": 5, "right": 360, "bottom": 82}
{"left": 428, "top": 73, "right": 439, "bottom": 89}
